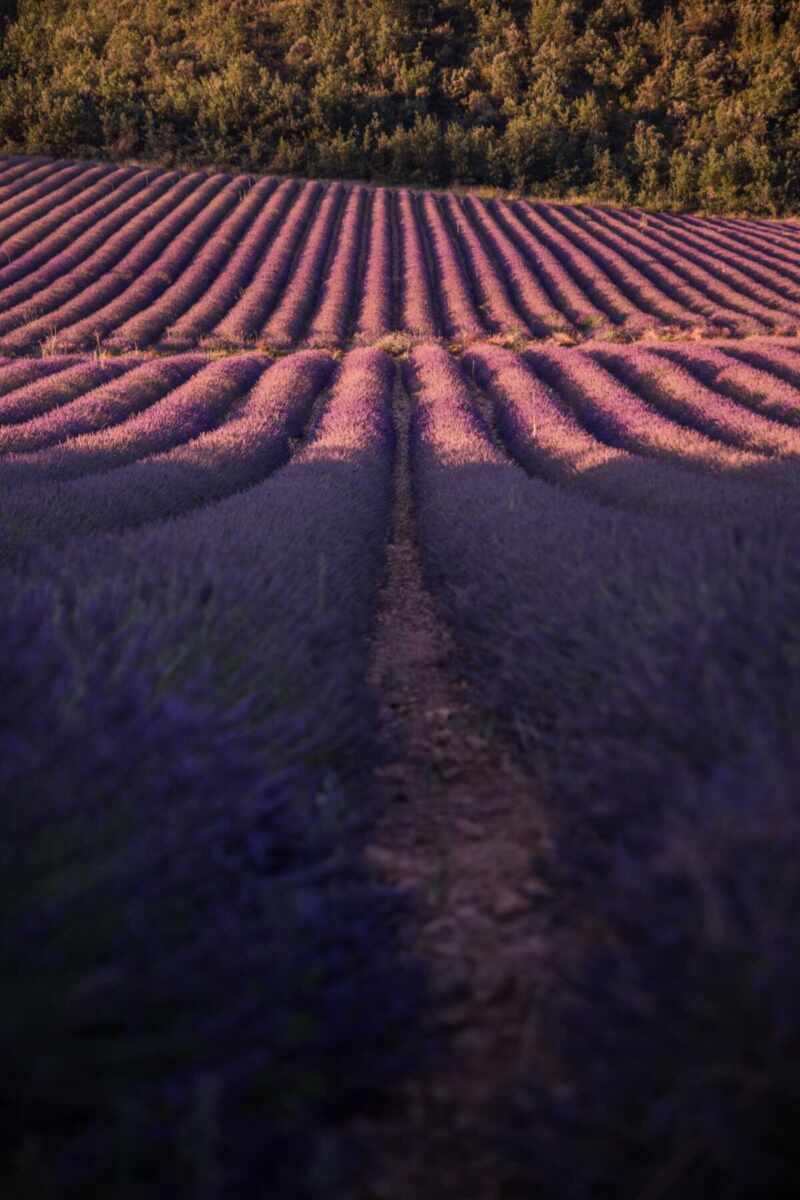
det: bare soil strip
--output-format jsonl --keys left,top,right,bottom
{"left": 357, "top": 370, "right": 549, "bottom": 1199}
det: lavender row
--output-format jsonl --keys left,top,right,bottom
{"left": 52, "top": 177, "right": 257, "bottom": 352}
{"left": 465, "top": 195, "right": 568, "bottom": 335}
{"left": 580, "top": 203, "right": 800, "bottom": 329}
{"left": 308, "top": 187, "right": 368, "bottom": 345}
{"left": 163, "top": 178, "right": 301, "bottom": 349}
{"left": 0, "top": 168, "right": 172, "bottom": 289}
{"left": 487, "top": 199, "right": 611, "bottom": 334}
{"left": 607, "top": 204, "right": 800, "bottom": 308}
{"left": 524, "top": 344, "right": 783, "bottom": 476}
{"left": 552, "top": 203, "right": 768, "bottom": 334}
{"left": 214, "top": 180, "right": 324, "bottom": 343}
{"left": 0, "top": 167, "right": 145, "bottom": 273}
{"left": 650, "top": 340, "right": 800, "bottom": 427}
{"left": 2, "top": 339, "right": 797, "bottom": 533}
{"left": 421, "top": 192, "right": 484, "bottom": 340}
{"left": 0, "top": 158, "right": 84, "bottom": 220}
{"left": 407, "top": 341, "right": 800, "bottom": 1197}
{"left": 588, "top": 345, "right": 800, "bottom": 455}
{"left": 640, "top": 208, "right": 800, "bottom": 291}
{"left": 0, "top": 353, "right": 336, "bottom": 547}
{"left": 0, "top": 356, "right": 126, "bottom": 418}
{"left": 0, "top": 162, "right": 117, "bottom": 247}
{"left": 0, "top": 155, "right": 51, "bottom": 189}
{"left": 261, "top": 183, "right": 346, "bottom": 347}
{"left": 2, "top": 345, "right": 425, "bottom": 1196}
{"left": 0, "top": 173, "right": 234, "bottom": 352}
{"left": 397, "top": 188, "right": 440, "bottom": 337}
{"left": 0, "top": 171, "right": 196, "bottom": 333}
{"left": 355, "top": 187, "right": 394, "bottom": 341}
{"left": 439, "top": 192, "right": 529, "bottom": 336}
{"left": 524, "top": 202, "right": 705, "bottom": 331}
{"left": 464, "top": 345, "right": 796, "bottom": 519}
{"left": 509, "top": 202, "right": 659, "bottom": 334}
{"left": 105, "top": 176, "right": 280, "bottom": 350}
{"left": 0, "top": 356, "right": 207, "bottom": 460}
{"left": 0, "top": 156, "right": 799, "bottom": 349}
{"left": 0, "top": 356, "right": 273, "bottom": 552}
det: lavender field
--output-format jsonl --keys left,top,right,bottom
{"left": 4, "top": 155, "right": 800, "bottom": 1200}
{"left": 3, "top": 157, "right": 800, "bottom": 352}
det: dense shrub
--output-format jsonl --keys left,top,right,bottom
{"left": 2, "top": 1, "right": 800, "bottom": 212}
{"left": 0, "top": 572, "right": 426, "bottom": 1198}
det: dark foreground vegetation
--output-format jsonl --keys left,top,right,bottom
{"left": 2, "top": 1, "right": 800, "bottom": 213}
{"left": 2, "top": 328, "right": 800, "bottom": 1195}
{"left": 1, "top": 350, "right": 432, "bottom": 1197}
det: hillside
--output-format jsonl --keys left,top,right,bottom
{"left": 1, "top": 1, "right": 800, "bottom": 213}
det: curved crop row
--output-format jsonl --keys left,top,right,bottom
{"left": 0, "top": 163, "right": 123, "bottom": 249}
{"left": 525, "top": 340, "right": 800, "bottom": 484}
{"left": 0, "top": 156, "right": 50, "bottom": 188}
{"left": 214, "top": 180, "right": 323, "bottom": 343}
{"left": 0, "top": 351, "right": 348, "bottom": 558}
{"left": 0, "top": 159, "right": 83, "bottom": 219}
{"left": 49, "top": 177, "right": 254, "bottom": 352}
{"left": 464, "top": 196, "right": 569, "bottom": 335}
{"left": 527, "top": 202, "right": 701, "bottom": 331}
{"left": 0, "top": 173, "right": 233, "bottom": 351}
{"left": 262, "top": 183, "right": 346, "bottom": 347}
{"left": 163, "top": 177, "right": 300, "bottom": 349}
{"left": 651, "top": 342, "right": 800, "bottom": 427}
{"left": 1, "top": 343, "right": 424, "bottom": 1198}
{"left": 105, "top": 176, "right": 279, "bottom": 350}
{"left": 488, "top": 199, "right": 611, "bottom": 334}
{"left": 580, "top": 204, "right": 800, "bottom": 330}
{"left": 308, "top": 186, "right": 368, "bottom": 345}
{"left": 463, "top": 345, "right": 793, "bottom": 519}
{"left": 0, "top": 356, "right": 206, "bottom": 459}
{"left": 0, "top": 356, "right": 99, "bottom": 411}
{"left": 0, "top": 168, "right": 167, "bottom": 287}
{"left": 406, "top": 341, "right": 800, "bottom": 1200}
{"left": 0, "top": 170, "right": 192, "bottom": 330}
{"left": 575, "top": 202, "right": 784, "bottom": 332}
{"left": 2, "top": 339, "right": 797, "bottom": 540}
{"left": 1, "top": 155, "right": 800, "bottom": 350}
{"left": 440, "top": 193, "right": 528, "bottom": 335}
{"left": 588, "top": 344, "right": 800, "bottom": 456}
{"left": 0, "top": 356, "right": 266, "bottom": 494}
{"left": 0, "top": 353, "right": 337, "bottom": 547}
{"left": 641, "top": 209, "right": 800, "bottom": 293}
{"left": 0, "top": 163, "right": 116, "bottom": 248}
{"left": 0, "top": 357, "right": 140, "bottom": 429}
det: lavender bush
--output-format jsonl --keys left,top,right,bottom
{"left": 500, "top": 751, "right": 800, "bottom": 1199}
{"left": 408, "top": 343, "right": 800, "bottom": 1198}
{"left": 0, "top": 348, "right": 428, "bottom": 1198}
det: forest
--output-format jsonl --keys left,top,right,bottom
{"left": 1, "top": 0, "right": 799, "bottom": 213}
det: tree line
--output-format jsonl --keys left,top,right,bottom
{"left": 1, "top": 0, "right": 799, "bottom": 213}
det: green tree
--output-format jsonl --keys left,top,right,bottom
{"left": 0, "top": 0, "right": 798, "bottom": 211}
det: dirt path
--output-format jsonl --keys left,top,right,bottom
{"left": 355, "top": 370, "right": 550, "bottom": 1198}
